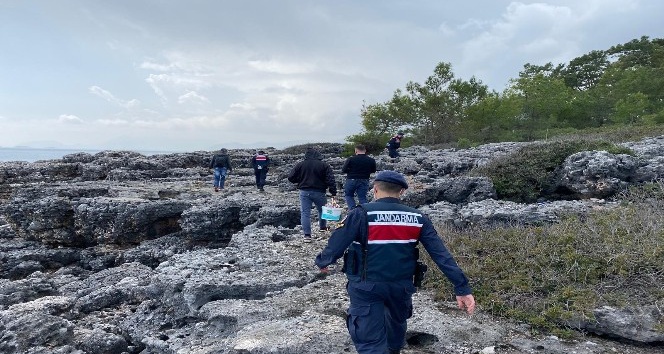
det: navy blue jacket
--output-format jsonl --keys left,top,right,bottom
{"left": 315, "top": 197, "right": 471, "bottom": 296}
{"left": 386, "top": 136, "right": 402, "bottom": 150}
{"left": 251, "top": 153, "right": 270, "bottom": 170}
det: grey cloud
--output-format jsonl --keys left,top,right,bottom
{"left": 2, "top": 0, "right": 663, "bottom": 150}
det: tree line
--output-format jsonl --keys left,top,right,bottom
{"left": 348, "top": 36, "right": 664, "bottom": 151}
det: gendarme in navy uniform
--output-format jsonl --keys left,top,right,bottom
{"left": 315, "top": 170, "right": 475, "bottom": 354}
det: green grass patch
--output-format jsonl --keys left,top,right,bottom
{"left": 547, "top": 124, "right": 664, "bottom": 144}
{"left": 423, "top": 181, "right": 664, "bottom": 336}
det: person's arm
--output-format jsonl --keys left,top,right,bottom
{"left": 209, "top": 156, "right": 215, "bottom": 169}
{"left": 370, "top": 158, "right": 377, "bottom": 174}
{"left": 251, "top": 156, "right": 256, "bottom": 169}
{"left": 325, "top": 164, "right": 337, "bottom": 196}
{"left": 288, "top": 163, "right": 301, "bottom": 183}
{"left": 418, "top": 216, "right": 471, "bottom": 295}
{"left": 315, "top": 208, "right": 363, "bottom": 268}
{"left": 418, "top": 216, "right": 475, "bottom": 314}
{"left": 226, "top": 156, "right": 233, "bottom": 171}
{"left": 341, "top": 157, "right": 351, "bottom": 174}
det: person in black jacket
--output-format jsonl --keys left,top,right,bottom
{"left": 386, "top": 131, "right": 404, "bottom": 158}
{"left": 251, "top": 150, "right": 270, "bottom": 192}
{"left": 288, "top": 147, "right": 337, "bottom": 241}
{"left": 341, "top": 144, "right": 376, "bottom": 209}
{"left": 209, "top": 148, "right": 233, "bottom": 192}
{"left": 314, "top": 170, "right": 475, "bottom": 354}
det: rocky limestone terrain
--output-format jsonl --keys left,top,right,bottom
{"left": 1, "top": 137, "right": 664, "bottom": 354}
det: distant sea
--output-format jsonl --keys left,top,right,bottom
{"left": 0, "top": 147, "right": 177, "bottom": 163}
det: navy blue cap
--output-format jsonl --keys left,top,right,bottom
{"left": 374, "top": 170, "right": 408, "bottom": 189}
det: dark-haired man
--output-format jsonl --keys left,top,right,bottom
{"left": 314, "top": 170, "right": 475, "bottom": 354}
{"left": 341, "top": 144, "right": 376, "bottom": 210}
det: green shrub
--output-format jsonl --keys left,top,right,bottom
{"left": 341, "top": 143, "right": 356, "bottom": 158}
{"left": 473, "top": 139, "right": 633, "bottom": 203}
{"left": 456, "top": 138, "right": 474, "bottom": 149}
{"left": 424, "top": 181, "right": 664, "bottom": 336}
{"left": 346, "top": 132, "right": 390, "bottom": 156}
{"left": 278, "top": 142, "right": 344, "bottom": 156}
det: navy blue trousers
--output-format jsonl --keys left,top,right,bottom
{"left": 346, "top": 280, "right": 416, "bottom": 354}
{"left": 254, "top": 168, "right": 267, "bottom": 188}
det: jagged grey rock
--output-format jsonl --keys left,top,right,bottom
{"left": 0, "top": 136, "right": 663, "bottom": 353}
{"left": 552, "top": 151, "right": 640, "bottom": 199}
{"left": 402, "top": 176, "right": 496, "bottom": 207}
{"left": 577, "top": 306, "right": 664, "bottom": 343}
{"left": 419, "top": 198, "right": 613, "bottom": 228}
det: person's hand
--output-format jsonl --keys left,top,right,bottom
{"left": 456, "top": 294, "right": 475, "bottom": 315}
{"left": 320, "top": 267, "right": 330, "bottom": 274}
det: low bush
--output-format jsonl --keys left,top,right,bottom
{"left": 278, "top": 143, "right": 344, "bottom": 156}
{"left": 551, "top": 124, "right": 664, "bottom": 144}
{"left": 472, "top": 139, "right": 633, "bottom": 203}
{"left": 424, "top": 181, "right": 664, "bottom": 337}
{"left": 345, "top": 132, "right": 391, "bottom": 156}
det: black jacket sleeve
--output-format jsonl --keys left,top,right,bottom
{"left": 325, "top": 164, "right": 337, "bottom": 195}
{"left": 288, "top": 163, "right": 301, "bottom": 184}
{"left": 226, "top": 156, "right": 233, "bottom": 171}
{"left": 341, "top": 157, "right": 351, "bottom": 174}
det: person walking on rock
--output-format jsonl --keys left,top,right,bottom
{"left": 386, "top": 132, "right": 405, "bottom": 158}
{"left": 314, "top": 170, "right": 475, "bottom": 354}
{"left": 251, "top": 150, "right": 270, "bottom": 192}
{"left": 288, "top": 147, "right": 337, "bottom": 242}
{"left": 341, "top": 144, "right": 376, "bottom": 209}
{"left": 209, "top": 148, "right": 233, "bottom": 192}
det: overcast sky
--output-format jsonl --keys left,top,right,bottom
{"left": 1, "top": 0, "right": 662, "bottom": 151}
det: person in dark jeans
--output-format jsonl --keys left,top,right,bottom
{"left": 386, "top": 132, "right": 405, "bottom": 158}
{"left": 342, "top": 144, "right": 376, "bottom": 209}
{"left": 288, "top": 147, "right": 337, "bottom": 241}
{"left": 209, "top": 148, "right": 233, "bottom": 192}
{"left": 251, "top": 150, "right": 270, "bottom": 191}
